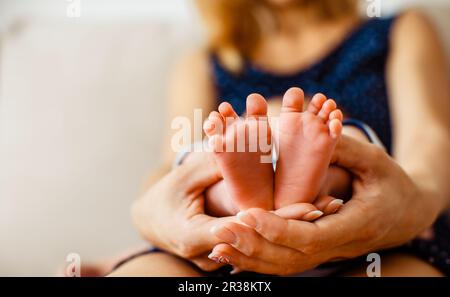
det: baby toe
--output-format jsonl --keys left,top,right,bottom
{"left": 246, "top": 93, "right": 268, "bottom": 117}
{"left": 329, "top": 109, "right": 343, "bottom": 122}
{"left": 307, "top": 93, "right": 327, "bottom": 115}
{"left": 318, "top": 99, "right": 337, "bottom": 122}
{"left": 208, "top": 134, "right": 225, "bottom": 153}
{"left": 328, "top": 118, "right": 343, "bottom": 139}
{"left": 281, "top": 87, "right": 305, "bottom": 113}
{"left": 218, "top": 102, "right": 239, "bottom": 126}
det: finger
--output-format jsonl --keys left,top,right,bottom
{"left": 210, "top": 222, "right": 299, "bottom": 264}
{"left": 190, "top": 254, "right": 224, "bottom": 272}
{"left": 175, "top": 152, "right": 221, "bottom": 194}
{"left": 237, "top": 208, "right": 316, "bottom": 252}
{"left": 332, "top": 135, "right": 386, "bottom": 177}
{"left": 209, "top": 244, "right": 288, "bottom": 275}
{"left": 181, "top": 215, "right": 239, "bottom": 256}
{"left": 273, "top": 203, "right": 323, "bottom": 221}
{"left": 311, "top": 198, "right": 373, "bottom": 248}
{"left": 237, "top": 206, "right": 364, "bottom": 254}
{"left": 314, "top": 196, "right": 344, "bottom": 215}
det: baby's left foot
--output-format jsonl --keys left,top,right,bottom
{"left": 274, "top": 88, "right": 343, "bottom": 208}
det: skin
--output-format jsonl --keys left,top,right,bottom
{"left": 206, "top": 11, "right": 450, "bottom": 275}
{"left": 115, "top": 5, "right": 450, "bottom": 276}
{"left": 274, "top": 89, "right": 342, "bottom": 208}
{"left": 124, "top": 150, "right": 329, "bottom": 275}
{"left": 208, "top": 135, "right": 446, "bottom": 275}
{"left": 204, "top": 94, "right": 275, "bottom": 211}
{"left": 114, "top": 136, "right": 446, "bottom": 276}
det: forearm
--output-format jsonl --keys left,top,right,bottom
{"left": 387, "top": 11, "right": 450, "bottom": 217}
{"left": 400, "top": 127, "right": 450, "bottom": 215}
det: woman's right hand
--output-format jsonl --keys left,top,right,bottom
{"left": 131, "top": 152, "right": 233, "bottom": 271}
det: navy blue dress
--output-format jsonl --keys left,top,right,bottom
{"left": 211, "top": 16, "right": 450, "bottom": 275}
{"left": 212, "top": 17, "right": 394, "bottom": 153}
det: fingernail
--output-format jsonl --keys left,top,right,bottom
{"left": 329, "top": 199, "right": 344, "bottom": 212}
{"left": 237, "top": 211, "right": 258, "bottom": 229}
{"left": 207, "top": 252, "right": 220, "bottom": 263}
{"left": 302, "top": 210, "right": 323, "bottom": 221}
{"left": 230, "top": 266, "right": 241, "bottom": 275}
{"left": 325, "top": 199, "right": 344, "bottom": 214}
{"left": 210, "top": 225, "right": 236, "bottom": 244}
{"left": 218, "top": 256, "right": 230, "bottom": 264}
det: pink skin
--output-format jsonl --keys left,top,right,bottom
{"left": 203, "top": 89, "right": 345, "bottom": 216}
{"left": 274, "top": 88, "right": 343, "bottom": 208}
{"left": 203, "top": 94, "right": 274, "bottom": 212}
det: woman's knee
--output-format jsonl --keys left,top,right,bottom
{"left": 108, "top": 252, "right": 204, "bottom": 277}
{"left": 341, "top": 252, "right": 444, "bottom": 277}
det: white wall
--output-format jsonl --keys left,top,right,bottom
{"left": 0, "top": 0, "right": 195, "bottom": 27}
{"left": 380, "top": 0, "right": 450, "bottom": 14}
{"left": 1, "top": 0, "right": 449, "bottom": 26}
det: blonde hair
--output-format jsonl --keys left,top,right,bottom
{"left": 196, "top": 0, "right": 358, "bottom": 71}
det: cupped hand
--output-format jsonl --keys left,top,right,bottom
{"left": 131, "top": 152, "right": 230, "bottom": 271}
{"left": 208, "top": 136, "right": 441, "bottom": 275}
{"left": 131, "top": 151, "right": 336, "bottom": 272}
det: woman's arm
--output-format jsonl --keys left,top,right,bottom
{"left": 146, "top": 49, "right": 216, "bottom": 185}
{"left": 206, "top": 136, "right": 435, "bottom": 275}
{"left": 388, "top": 10, "right": 450, "bottom": 214}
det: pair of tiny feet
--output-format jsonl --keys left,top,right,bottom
{"left": 202, "top": 87, "right": 344, "bottom": 217}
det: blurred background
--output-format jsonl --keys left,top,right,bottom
{"left": 0, "top": 0, "right": 449, "bottom": 276}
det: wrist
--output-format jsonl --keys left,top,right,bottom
{"left": 131, "top": 195, "right": 162, "bottom": 248}
{"left": 412, "top": 178, "right": 446, "bottom": 226}
{"left": 342, "top": 119, "right": 386, "bottom": 150}
{"left": 342, "top": 125, "right": 370, "bottom": 143}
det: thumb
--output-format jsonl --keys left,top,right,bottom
{"left": 184, "top": 215, "right": 238, "bottom": 254}
{"left": 175, "top": 152, "right": 222, "bottom": 195}
{"left": 331, "top": 135, "right": 385, "bottom": 177}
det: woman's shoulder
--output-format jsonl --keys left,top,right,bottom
{"left": 172, "top": 47, "right": 211, "bottom": 78}
{"left": 168, "top": 47, "right": 217, "bottom": 97}
{"left": 390, "top": 10, "right": 442, "bottom": 52}
{"left": 393, "top": 9, "right": 437, "bottom": 32}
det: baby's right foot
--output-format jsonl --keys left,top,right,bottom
{"left": 203, "top": 94, "right": 274, "bottom": 211}
{"left": 274, "top": 88, "right": 343, "bottom": 208}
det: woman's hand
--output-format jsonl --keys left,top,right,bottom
{"left": 208, "top": 136, "right": 444, "bottom": 275}
{"left": 131, "top": 150, "right": 333, "bottom": 272}
{"left": 131, "top": 152, "right": 233, "bottom": 271}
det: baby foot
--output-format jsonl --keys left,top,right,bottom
{"left": 274, "top": 88, "right": 343, "bottom": 208}
{"left": 203, "top": 94, "right": 274, "bottom": 211}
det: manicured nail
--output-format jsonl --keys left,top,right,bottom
{"left": 302, "top": 210, "right": 323, "bottom": 221}
{"left": 218, "top": 256, "right": 230, "bottom": 264}
{"left": 331, "top": 199, "right": 344, "bottom": 205}
{"left": 237, "top": 211, "right": 258, "bottom": 229}
{"left": 329, "top": 199, "right": 344, "bottom": 212}
{"left": 230, "top": 267, "right": 241, "bottom": 275}
{"left": 208, "top": 252, "right": 220, "bottom": 263}
{"left": 210, "top": 225, "right": 236, "bottom": 244}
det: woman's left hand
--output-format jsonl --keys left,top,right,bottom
{"left": 131, "top": 150, "right": 332, "bottom": 272}
{"left": 208, "top": 136, "right": 442, "bottom": 275}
